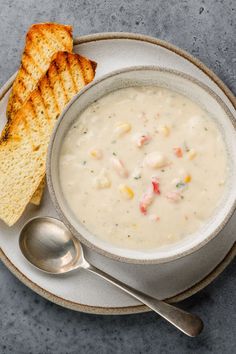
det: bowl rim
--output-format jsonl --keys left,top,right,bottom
{"left": 47, "top": 65, "right": 236, "bottom": 264}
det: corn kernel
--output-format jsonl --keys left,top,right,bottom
{"left": 115, "top": 123, "right": 131, "bottom": 136}
{"left": 119, "top": 184, "right": 134, "bottom": 199}
{"left": 184, "top": 174, "right": 191, "bottom": 183}
{"left": 160, "top": 125, "right": 170, "bottom": 137}
{"left": 89, "top": 149, "right": 103, "bottom": 159}
{"left": 187, "top": 149, "right": 197, "bottom": 160}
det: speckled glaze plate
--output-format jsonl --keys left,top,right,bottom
{"left": 0, "top": 33, "right": 235, "bottom": 315}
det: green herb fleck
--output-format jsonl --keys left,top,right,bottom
{"left": 161, "top": 169, "right": 165, "bottom": 173}
{"left": 90, "top": 170, "right": 94, "bottom": 173}
{"left": 134, "top": 175, "right": 141, "bottom": 180}
{"left": 112, "top": 152, "right": 117, "bottom": 156}
{"left": 111, "top": 140, "right": 116, "bottom": 144}
{"left": 176, "top": 182, "right": 186, "bottom": 188}
{"left": 83, "top": 130, "right": 88, "bottom": 134}
{"left": 184, "top": 142, "right": 190, "bottom": 152}
{"left": 204, "top": 127, "right": 208, "bottom": 131}
{"left": 82, "top": 161, "right": 87, "bottom": 165}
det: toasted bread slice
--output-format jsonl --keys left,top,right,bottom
{"left": 7, "top": 23, "right": 73, "bottom": 120}
{"left": 6, "top": 23, "right": 73, "bottom": 205}
{"left": 0, "top": 52, "right": 96, "bottom": 226}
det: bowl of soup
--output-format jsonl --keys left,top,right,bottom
{"left": 47, "top": 66, "right": 236, "bottom": 264}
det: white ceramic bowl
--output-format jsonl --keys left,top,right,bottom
{"left": 47, "top": 66, "right": 236, "bottom": 264}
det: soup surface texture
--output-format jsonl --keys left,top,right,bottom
{"left": 59, "top": 86, "right": 227, "bottom": 250}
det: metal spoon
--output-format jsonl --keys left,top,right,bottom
{"left": 19, "top": 216, "right": 203, "bottom": 337}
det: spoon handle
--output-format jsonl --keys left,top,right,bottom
{"left": 85, "top": 263, "right": 203, "bottom": 337}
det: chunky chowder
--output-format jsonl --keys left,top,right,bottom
{"left": 59, "top": 86, "right": 227, "bottom": 250}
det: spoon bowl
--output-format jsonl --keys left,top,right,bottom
{"left": 19, "top": 217, "right": 83, "bottom": 274}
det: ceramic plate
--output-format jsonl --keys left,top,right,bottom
{"left": 0, "top": 33, "right": 235, "bottom": 315}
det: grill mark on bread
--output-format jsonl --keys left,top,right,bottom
{"left": 10, "top": 91, "right": 23, "bottom": 107}
{"left": 19, "top": 62, "right": 32, "bottom": 79}
{"left": 77, "top": 55, "right": 86, "bottom": 83}
{"left": 48, "top": 63, "right": 60, "bottom": 103}
{"left": 26, "top": 99, "right": 40, "bottom": 150}
{"left": 18, "top": 66, "right": 36, "bottom": 100}
{"left": 24, "top": 42, "right": 47, "bottom": 77}
{"left": 29, "top": 92, "right": 46, "bottom": 137}
{"left": 70, "top": 56, "right": 86, "bottom": 91}
{"left": 79, "top": 56, "right": 97, "bottom": 84}
{"left": 13, "top": 78, "right": 26, "bottom": 102}
{"left": 45, "top": 71, "right": 60, "bottom": 116}
{"left": 79, "top": 56, "right": 89, "bottom": 84}
{"left": 38, "top": 80, "right": 51, "bottom": 124}
{"left": 65, "top": 52, "right": 77, "bottom": 93}
{"left": 67, "top": 54, "right": 79, "bottom": 91}
{"left": 54, "top": 54, "right": 69, "bottom": 102}
{"left": 58, "top": 52, "right": 77, "bottom": 100}
{"left": 48, "top": 61, "right": 67, "bottom": 111}
{"left": 22, "top": 51, "right": 43, "bottom": 77}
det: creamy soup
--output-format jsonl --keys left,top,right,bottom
{"left": 59, "top": 86, "right": 227, "bottom": 250}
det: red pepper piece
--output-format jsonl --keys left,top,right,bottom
{"left": 173, "top": 147, "right": 183, "bottom": 158}
{"left": 152, "top": 180, "right": 160, "bottom": 194}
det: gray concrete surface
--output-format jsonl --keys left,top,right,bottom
{"left": 0, "top": 0, "right": 235, "bottom": 353}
